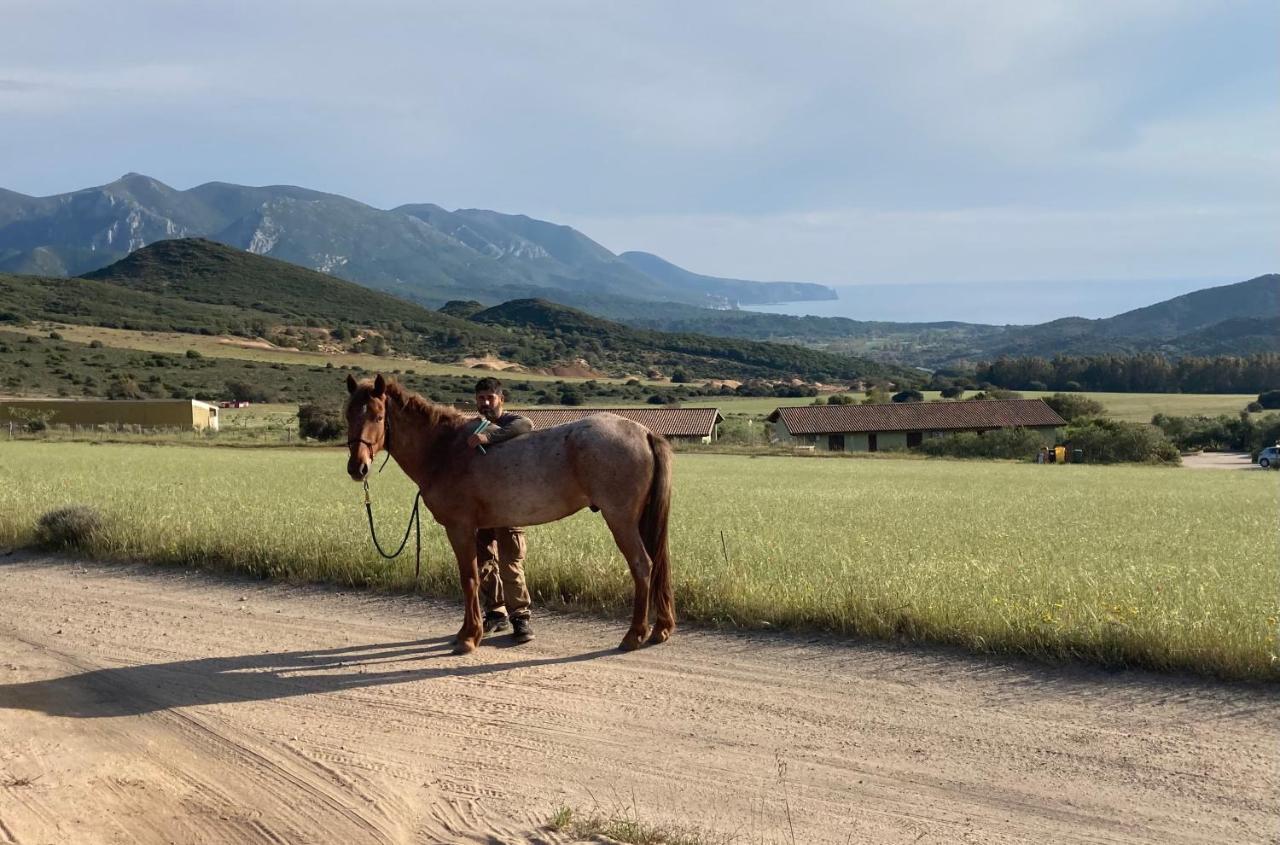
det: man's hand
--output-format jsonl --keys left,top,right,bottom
{"left": 467, "top": 432, "right": 491, "bottom": 449}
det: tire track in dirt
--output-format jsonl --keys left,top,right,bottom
{"left": 0, "top": 556, "right": 1275, "bottom": 844}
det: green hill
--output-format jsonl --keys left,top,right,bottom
{"left": 471, "top": 299, "right": 914, "bottom": 383}
{"left": 2, "top": 238, "right": 909, "bottom": 384}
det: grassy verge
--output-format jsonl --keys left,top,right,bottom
{"left": 1, "top": 443, "right": 1275, "bottom": 681}
{"left": 549, "top": 805, "right": 731, "bottom": 845}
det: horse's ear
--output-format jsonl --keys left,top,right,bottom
{"left": 373, "top": 374, "right": 386, "bottom": 398}
{"left": 346, "top": 374, "right": 358, "bottom": 394}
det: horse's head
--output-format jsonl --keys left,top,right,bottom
{"left": 345, "top": 373, "right": 390, "bottom": 481}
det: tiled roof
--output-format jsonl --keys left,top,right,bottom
{"left": 767, "top": 399, "right": 1066, "bottom": 435}
{"left": 513, "top": 407, "right": 724, "bottom": 438}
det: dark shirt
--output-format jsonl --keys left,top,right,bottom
{"left": 476, "top": 410, "right": 532, "bottom": 446}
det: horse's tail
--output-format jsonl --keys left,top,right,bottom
{"left": 641, "top": 432, "right": 675, "bottom": 629}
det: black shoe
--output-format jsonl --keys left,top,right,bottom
{"left": 511, "top": 616, "right": 534, "bottom": 644}
{"left": 483, "top": 612, "right": 510, "bottom": 635}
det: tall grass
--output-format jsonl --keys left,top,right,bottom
{"left": 1, "top": 443, "right": 1275, "bottom": 680}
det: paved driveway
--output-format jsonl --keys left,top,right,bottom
{"left": 1181, "top": 451, "right": 1261, "bottom": 470}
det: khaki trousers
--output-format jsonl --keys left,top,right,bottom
{"left": 477, "top": 527, "right": 531, "bottom": 619}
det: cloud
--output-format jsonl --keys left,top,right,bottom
{"left": 0, "top": 0, "right": 1274, "bottom": 283}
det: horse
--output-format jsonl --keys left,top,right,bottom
{"left": 344, "top": 374, "right": 675, "bottom": 654}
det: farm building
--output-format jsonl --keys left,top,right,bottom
{"left": 515, "top": 407, "right": 724, "bottom": 444}
{"left": 0, "top": 399, "right": 221, "bottom": 432}
{"left": 767, "top": 399, "right": 1065, "bottom": 452}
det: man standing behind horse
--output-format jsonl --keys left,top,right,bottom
{"left": 467, "top": 376, "right": 536, "bottom": 643}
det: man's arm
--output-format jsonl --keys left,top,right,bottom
{"left": 483, "top": 413, "right": 532, "bottom": 446}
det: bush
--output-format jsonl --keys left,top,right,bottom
{"left": 88, "top": 339, "right": 105, "bottom": 349}
{"left": 48, "top": 331, "right": 63, "bottom": 340}
{"left": 1065, "top": 419, "right": 1180, "bottom": 464}
{"left": 827, "top": 393, "right": 855, "bottom": 405}
{"left": 892, "top": 390, "right": 924, "bottom": 403}
{"left": 1246, "top": 401, "right": 1263, "bottom": 413}
{"left": 1042, "top": 392, "right": 1107, "bottom": 422}
{"left": 559, "top": 388, "right": 584, "bottom": 406}
{"left": 225, "top": 380, "right": 277, "bottom": 403}
{"left": 36, "top": 505, "right": 104, "bottom": 549}
{"left": 186, "top": 349, "right": 203, "bottom": 359}
{"left": 920, "top": 428, "right": 1047, "bottom": 460}
{"left": 939, "top": 386, "right": 965, "bottom": 399}
{"left": 297, "top": 404, "right": 344, "bottom": 441}
{"left": 105, "top": 377, "right": 146, "bottom": 400}
{"left": 670, "top": 368, "right": 691, "bottom": 384}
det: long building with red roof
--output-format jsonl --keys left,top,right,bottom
{"left": 767, "top": 399, "right": 1065, "bottom": 452}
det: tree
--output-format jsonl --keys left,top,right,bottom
{"left": 940, "top": 386, "right": 965, "bottom": 399}
{"left": 670, "top": 367, "right": 691, "bottom": 384}
{"left": 1042, "top": 393, "right": 1106, "bottom": 422}
{"left": 892, "top": 390, "right": 924, "bottom": 403}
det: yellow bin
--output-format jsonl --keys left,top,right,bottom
{"left": 1054, "top": 446, "right": 1067, "bottom": 463}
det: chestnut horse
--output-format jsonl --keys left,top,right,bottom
{"left": 345, "top": 374, "right": 675, "bottom": 654}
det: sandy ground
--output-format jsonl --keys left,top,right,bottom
{"left": 1180, "top": 452, "right": 1262, "bottom": 471}
{"left": 0, "top": 557, "right": 1275, "bottom": 845}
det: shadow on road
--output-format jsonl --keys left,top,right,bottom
{"left": 0, "top": 637, "right": 619, "bottom": 719}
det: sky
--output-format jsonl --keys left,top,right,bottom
{"left": 1, "top": 1, "right": 1276, "bottom": 296}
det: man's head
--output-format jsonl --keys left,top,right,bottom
{"left": 475, "top": 376, "right": 504, "bottom": 421}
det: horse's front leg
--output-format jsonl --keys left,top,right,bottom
{"left": 445, "top": 524, "right": 484, "bottom": 654}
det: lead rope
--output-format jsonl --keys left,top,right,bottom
{"left": 362, "top": 478, "right": 423, "bottom": 583}
{"left": 359, "top": 406, "right": 422, "bottom": 583}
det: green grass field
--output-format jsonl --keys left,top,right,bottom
{"left": 2, "top": 442, "right": 1274, "bottom": 680}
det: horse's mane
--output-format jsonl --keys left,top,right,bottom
{"left": 384, "top": 380, "right": 469, "bottom": 428}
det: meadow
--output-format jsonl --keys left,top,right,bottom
{"left": 1, "top": 441, "right": 1274, "bottom": 680}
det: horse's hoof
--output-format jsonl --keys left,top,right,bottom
{"left": 452, "top": 640, "right": 477, "bottom": 655}
{"left": 619, "top": 635, "right": 644, "bottom": 651}
{"left": 648, "top": 627, "right": 672, "bottom": 645}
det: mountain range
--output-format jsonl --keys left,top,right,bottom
{"left": 0, "top": 238, "right": 908, "bottom": 384}
{"left": 0, "top": 174, "right": 834, "bottom": 309}
{"left": 0, "top": 174, "right": 1273, "bottom": 369}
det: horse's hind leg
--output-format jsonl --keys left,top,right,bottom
{"left": 601, "top": 510, "right": 653, "bottom": 651}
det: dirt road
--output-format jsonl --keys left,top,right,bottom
{"left": 0, "top": 556, "right": 1275, "bottom": 845}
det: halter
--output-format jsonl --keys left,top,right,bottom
{"left": 346, "top": 402, "right": 392, "bottom": 459}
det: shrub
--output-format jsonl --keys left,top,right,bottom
{"left": 920, "top": 427, "right": 1047, "bottom": 460}
{"left": 48, "top": 331, "right": 63, "bottom": 340}
{"left": 670, "top": 367, "right": 691, "bottom": 384}
{"left": 827, "top": 393, "right": 855, "bottom": 405}
{"left": 185, "top": 349, "right": 203, "bottom": 359}
{"left": 297, "top": 404, "right": 344, "bottom": 441}
{"left": 1065, "top": 419, "right": 1180, "bottom": 464}
{"left": 36, "top": 505, "right": 104, "bottom": 549}
{"left": 892, "top": 390, "right": 924, "bottom": 403}
{"left": 559, "top": 388, "right": 584, "bottom": 406}
{"left": 1246, "top": 401, "right": 1263, "bottom": 413}
{"left": 1042, "top": 393, "right": 1107, "bottom": 422}
{"left": 940, "top": 386, "right": 965, "bottom": 399}
{"left": 106, "top": 377, "right": 146, "bottom": 400}
{"left": 225, "top": 380, "right": 277, "bottom": 404}
{"left": 88, "top": 339, "right": 105, "bottom": 349}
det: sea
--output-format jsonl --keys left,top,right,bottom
{"left": 739, "top": 278, "right": 1224, "bottom": 326}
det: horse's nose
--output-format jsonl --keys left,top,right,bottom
{"left": 357, "top": 462, "right": 369, "bottom": 479}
